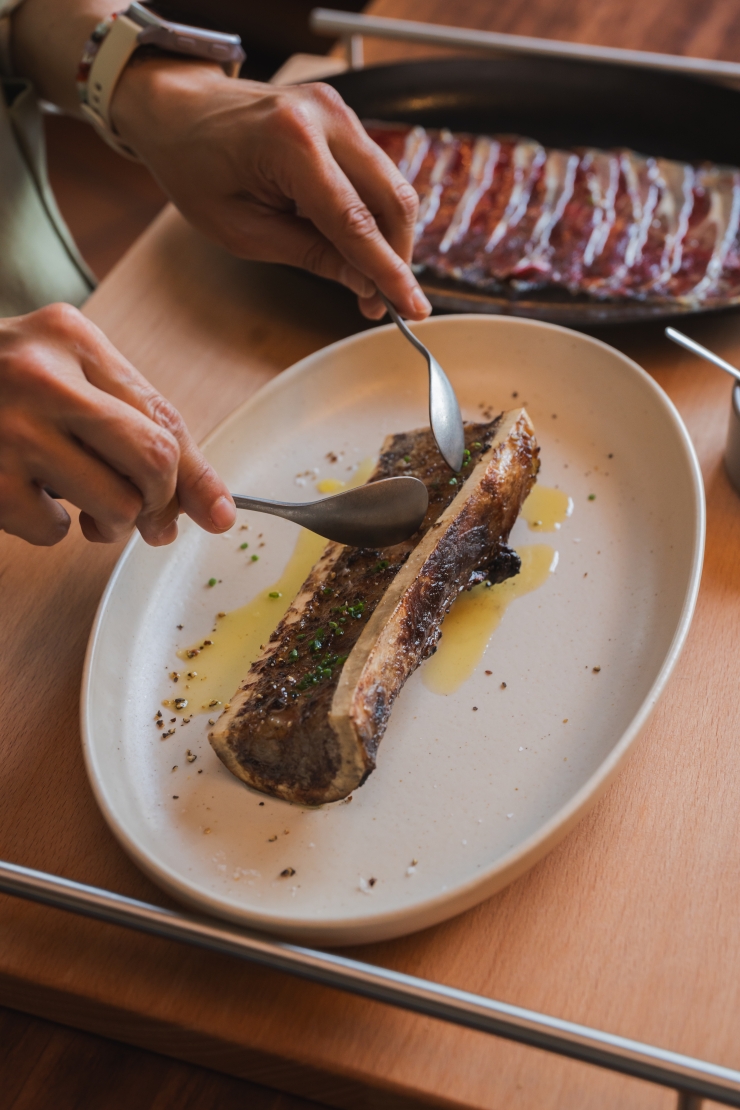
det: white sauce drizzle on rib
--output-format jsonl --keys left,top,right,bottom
{"left": 438, "top": 137, "right": 500, "bottom": 254}
{"left": 593, "top": 152, "right": 660, "bottom": 295}
{"left": 485, "top": 140, "right": 546, "bottom": 253}
{"left": 686, "top": 168, "right": 740, "bottom": 302}
{"left": 397, "top": 126, "right": 430, "bottom": 186}
{"left": 651, "top": 159, "right": 695, "bottom": 289}
{"left": 621, "top": 152, "right": 661, "bottom": 270}
{"left": 582, "top": 152, "right": 621, "bottom": 267}
{"left": 414, "top": 130, "right": 457, "bottom": 240}
{"left": 511, "top": 150, "right": 579, "bottom": 274}
{"left": 397, "top": 122, "right": 740, "bottom": 307}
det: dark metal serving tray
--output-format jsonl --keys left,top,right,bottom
{"left": 326, "top": 56, "right": 740, "bottom": 325}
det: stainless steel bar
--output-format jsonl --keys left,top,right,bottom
{"left": 310, "top": 8, "right": 740, "bottom": 84}
{"left": 1, "top": 859, "right": 740, "bottom": 1105}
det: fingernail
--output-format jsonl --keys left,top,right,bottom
{"left": 210, "top": 495, "right": 235, "bottom": 531}
{"left": 411, "top": 287, "right": 432, "bottom": 317}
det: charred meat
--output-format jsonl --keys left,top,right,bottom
{"left": 209, "top": 409, "right": 539, "bottom": 805}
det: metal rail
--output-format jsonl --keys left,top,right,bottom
{"left": 310, "top": 8, "right": 740, "bottom": 83}
{"left": 1, "top": 859, "right": 738, "bottom": 1108}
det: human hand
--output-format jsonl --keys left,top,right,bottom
{"left": 110, "top": 62, "right": 431, "bottom": 322}
{"left": 0, "top": 303, "right": 235, "bottom": 547}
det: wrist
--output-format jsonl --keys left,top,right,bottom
{"left": 110, "top": 55, "right": 225, "bottom": 157}
{"left": 111, "top": 59, "right": 265, "bottom": 161}
{"left": 77, "top": 5, "right": 245, "bottom": 159}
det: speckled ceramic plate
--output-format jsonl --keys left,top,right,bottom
{"left": 81, "top": 316, "right": 704, "bottom": 945}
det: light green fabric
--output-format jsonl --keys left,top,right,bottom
{"left": 0, "top": 76, "right": 95, "bottom": 317}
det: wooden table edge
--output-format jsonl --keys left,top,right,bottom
{"left": 0, "top": 968, "right": 464, "bottom": 1110}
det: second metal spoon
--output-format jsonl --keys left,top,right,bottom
{"left": 381, "top": 294, "right": 465, "bottom": 471}
{"left": 665, "top": 327, "right": 740, "bottom": 383}
{"left": 232, "top": 476, "right": 428, "bottom": 548}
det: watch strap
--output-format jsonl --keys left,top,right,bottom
{"left": 78, "top": 4, "right": 245, "bottom": 161}
{"left": 81, "top": 12, "right": 141, "bottom": 145}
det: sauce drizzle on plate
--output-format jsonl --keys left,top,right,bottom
{"left": 422, "top": 544, "right": 558, "bottom": 695}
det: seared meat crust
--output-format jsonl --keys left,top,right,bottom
{"left": 209, "top": 409, "right": 539, "bottom": 805}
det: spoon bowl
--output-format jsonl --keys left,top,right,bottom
{"left": 380, "top": 295, "right": 465, "bottom": 471}
{"left": 232, "top": 476, "right": 429, "bottom": 548}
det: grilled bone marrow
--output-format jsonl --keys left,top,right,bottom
{"left": 209, "top": 409, "right": 539, "bottom": 805}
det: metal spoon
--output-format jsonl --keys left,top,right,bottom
{"left": 665, "top": 327, "right": 740, "bottom": 383}
{"left": 232, "top": 475, "right": 428, "bottom": 547}
{"left": 380, "top": 294, "right": 465, "bottom": 471}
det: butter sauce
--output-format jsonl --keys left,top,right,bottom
{"left": 422, "top": 544, "right": 558, "bottom": 695}
{"left": 522, "top": 484, "right": 572, "bottom": 531}
{"left": 171, "top": 467, "right": 570, "bottom": 710}
{"left": 315, "top": 477, "right": 345, "bottom": 494}
{"left": 172, "top": 459, "right": 375, "bottom": 715}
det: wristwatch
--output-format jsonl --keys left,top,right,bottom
{"left": 79, "top": 2, "right": 246, "bottom": 158}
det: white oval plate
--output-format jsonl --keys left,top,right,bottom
{"left": 82, "top": 316, "right": 704, "bottom": 945}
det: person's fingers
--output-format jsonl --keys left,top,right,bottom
{"left": 0, "top": 475, "right": 70, "bottom": 546}
{"left": 357, "top": 293, "right": 388, "bottom": 321}
{"left": 212, "top": 206, "right": 417, "bottom": 322}
{"left": 65, "top": 388, "right": 180, "bottom": 545}
{"left": 78, "top": 508, "right": 179, "bottom": 545}
{"left": 283, "top": 136, "right": 431, "bottom": 320}
{"left": 26, "top": 422, "right": 146, "bottom": 543}
{"left": 34, "top": 307, "right": 235, "bottom": 537}
{"left": 215, "top": 202, "right": 380, "bottom": 295}
{"left": 175, "top": 441, "right": 235, "bottom": 534}
{"left": 322, "top": 105, "right": 419, "bottom": 265}
{"left": 83, "top": 354, "right": 233, "bottom": 535}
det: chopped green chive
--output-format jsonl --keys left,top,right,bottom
{"left": 471, "top": 441, "right": 482, "bottom": 448}
{"left": 268, "top": 591, "right": 282, "bottom": 598}
{"left": 403, "top": 454, "right": 411, "bottom": 463}
{"left": 251, "top": 554, "right": 259, "bottom": 562}
{"left": 449, "top": 477, "right": 458, "bottom": 485}
{"left": 588, "top": 494, "right": 596, "bottom": 501}
{"left": 207, "top": 577, "right": 217, "bottom": 587}
{"left": 288, "top": 649, "right": 299, "bottom": 660}
{"left": 295, "top": 651, "right": 350, "bottom": 691}
{"left": 240, "top": 542, "right": 248, "bottom": 550}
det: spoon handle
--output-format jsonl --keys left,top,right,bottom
{"left": 665, "top": 327, "right": 740, "bottom": 384}
{"left": 232, "top": 495, "right": 305, "bottom": 522}
{"left": 380, "top": 293, "right": 432, "bottom": 361}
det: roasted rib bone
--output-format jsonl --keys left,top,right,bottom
{"left": 367, "top": 121, "right": 740, "bottom": 308}
{"left": 209, "top": 409, "right": 539, "bottom": 805}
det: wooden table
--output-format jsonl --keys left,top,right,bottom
{"left": 3, "top": 3, "right": 740, "bottom": 1108}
